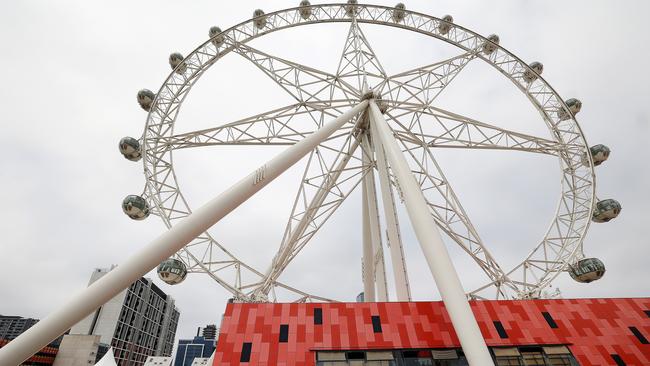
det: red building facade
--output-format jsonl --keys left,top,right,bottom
{"left": 213, "top": 298, "right": 650, "bottom": 365}
{"left": 0, "top": 339, "right": 58, "bottom": 365}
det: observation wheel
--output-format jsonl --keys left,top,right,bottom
{"left": 119, "top": 1, "right": 621, "bottom": 303}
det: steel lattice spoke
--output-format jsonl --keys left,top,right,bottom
{"left": 335, "top": 17, "right": 388, "bottom": 92}
{"left": 138, "top": 4, "right": 596, "bottom": 302}
{"left": 231, "top": 40, "right": 359, "bottom": 102}
{"left": 380, "top": 51, "right": 475, "bottom": 108}
{"left": 150, "top": 100, "right": 355, "bottom": 151}
{"left": 255, "top": 117, "right": 368, "bottom": 296}
{"left": 389, "top": 103, "right": 565, "bottom": 155}
{"left": 387, "top": 112, "right": 518, "bottom": 298}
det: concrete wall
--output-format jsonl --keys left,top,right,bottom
{"left": 52, "top": 334, "right": 100, "bottom": 366}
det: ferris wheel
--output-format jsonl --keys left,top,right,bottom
{"left": 118, "top": 1, "right": 621, "bottom": 303}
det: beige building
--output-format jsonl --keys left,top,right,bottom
{"left": 61, "top": 267, "right": 179, "bottom": 366}
{"left": 53, "top": 334, "right": 101, "bottom": 366}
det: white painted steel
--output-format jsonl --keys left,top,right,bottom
{"left": 368, "top": 100, "right": 494, "bottom": 366}
{"left": 371, "top": 128, "right": 411, "bottom": 301}
{"left": 361, "top": 134, "right": 389, "bottom": 302}
{"left": 361, "top": 147, "right": 375, "bottom": 302}
{"left": 0, "top": 102, "right": 367, "bottom": 366}
{"left": 140, "top": 3, "right": 596, "bottom": 301}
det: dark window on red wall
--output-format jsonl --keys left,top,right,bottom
{"left": 493, "top": 321, "right": 508, "bottom": 339}
{"left": 611, "top": 354, "right": 626, "bottom": 366}
{"left": 279, "top": 324, "right": 289, "bottom": 343}
{"left": 644, "top": 310, "right": 650, "bottom": 318}
{"left": 347, "top": 351, "right": 365, "bottom": 360}
{"left": 371, "top": 315, "right": 382, "bottom": 333}
{"left": 314, "top": 308, "right": 323, "bottom": 325}
{"left": 240, "top": 342, "right": 252, "bottom": 362}
{"left": 629, "top": 326, "right": 649, "bottom": 344}
{"left": 541, "top": 312, "right": 558, "bottom": 328}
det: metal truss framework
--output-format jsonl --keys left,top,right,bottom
{"left": 140, "top": 3, "right": 596, "bottom": 302}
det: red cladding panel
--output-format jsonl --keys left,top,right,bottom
{"left": 213, "top": 298, "right": 650, "bottom": 366}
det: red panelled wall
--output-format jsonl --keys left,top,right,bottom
{"left": 213, "top": 298, "right": 650, "bottom": 365}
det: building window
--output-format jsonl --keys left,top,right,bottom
{"left": 520, "top": 348, "right": 545, "bottom": 365}
{"left": 240, "top": 342, "right": 252, "bottom": 363}
{"left": 493, "top": 348, "right": 521, "bottom": 366}
{"left": 371, "top": 316, "right": 382, "bottom": 333}
{"left": 314, "top": 308, "right": 323, "bottom": 325}
{"left": 611, "top": 354, "right": 626, "bottom": 366}
{"left": 401, "top": 350, "right": 432, "bottom": 366}
{"left": 279, "top": 324, "right": 289, "bottom": 343}
{"left": 629, "top": 326, "right": 649, "bottom": 344}
{"left": 493, "top": 321, "right": 508, "bottom": 339}
{"left": 541, "top": 312, "right": 558, "bottom": 329}
{"left": 493, "top": 346, "right": 577, "bottom": 366}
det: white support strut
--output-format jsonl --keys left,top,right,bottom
{"left": 368, "top": 100, "right": 494, "bottom": 366}
{"left": 0, "top": 101, "right": 368, "bottom": 366}
{"left": 370, "top": 127, "right": 411, "bottom": 301}
{"left": 361, "top": 147, "right": 375, "bottom": 302}
{"left": 361, "top": 134, "right": 388, "bottom": 302}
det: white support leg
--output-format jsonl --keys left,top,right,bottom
{"left": 361, "top": 134, "right": 388, "bottom": 302}
{"left": 361, "top": 151, "right": 375, "bottom": 302}
{"left": 368, "top": 100, "right": 494, "bottom": 366}
{"left": 370, "top": 128, "right": 411, "bottom": 301}
{"left": 0, "top": 101, "right": 368, "bottom": 366}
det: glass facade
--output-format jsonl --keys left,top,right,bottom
{"left": 174, "top": 336, "right": 216, "bottom": 366}
{"left": 315, "top": 347, "right": 578, "bottom": 366}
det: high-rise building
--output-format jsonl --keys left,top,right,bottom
{"left": 0, "top": 315, "right": 67, "bottom": 365}
{"left": 0, "top": 316, "right": 39, "bottom": 341}
{"left": 63, "top": 267, "right": 180, "bottom": 366}
{"left": 174, "top": 336, "right": 215, "bottom": 366}
{"left": 201, "top": 325, "right": 217, "bottom": 341}
{"left": 0, "top": 338, "right": 59, "bottom": 366}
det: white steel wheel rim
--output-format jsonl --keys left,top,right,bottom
{"left": 141, "top": 3, "right": 595, "bottom": 301}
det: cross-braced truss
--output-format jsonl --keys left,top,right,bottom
{"left": 139, "top": 3, "right": 595, "bottom": 302}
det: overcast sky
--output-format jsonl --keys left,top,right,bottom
{"left": 1, "top": 0, "right": 649, "bottom": 349}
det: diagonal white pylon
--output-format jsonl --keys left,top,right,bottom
{"left": 386, "top": 110, "right": 519, "bottom": 299}
{"left": 252, "top": 112, "right": 369, "bottom": 298}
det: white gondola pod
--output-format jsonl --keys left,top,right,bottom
{"left": 122, "top": 195, "right": 150, "bottom": 220}
{"left": 392, "top": 3, "right": 406, "bottom": 23}
{"left": 590, "top": 144, "right": 610, "bottom": 166}
{"left": 137, "top": 89, "right": 156, "bottom": 111}
{"left": 169, "top": 52, "right": 187, "bottom": 74}
{"left": 523, "top": 61, "right": 544, "bottom": 83}
{"left": 482, "top": 34, "right": 500, "bottom": 55}
{"left": 557, "top": 98, "right": 582, "bottom": 121}
{"left": 569, "top": 258, "right": 606, "bottom": 283}
{"left": 118, "top": 137, "right": 142, "bottom": 162}
{"left": 582, "top": 144, "right": 611, "bottom": 167}
{"left": 592, "top": 199, "right": 621, "bottom": 223}
{"left": 345, "top": 0, "right": 358, "bottom": 17}
{"left": 299, "top": 0, "right": 312, "bottom": 20}
{"left": 157, "top": 258, "right": 188, "bottom": 285}
{"left": 253, "top": 9, "right": 267, "bottom": 29}
{"left": 438, "top": 15, "right": 454, "bottom": 35}
{"left": 209, "top": 26, "right": 225, "bottom": 47}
